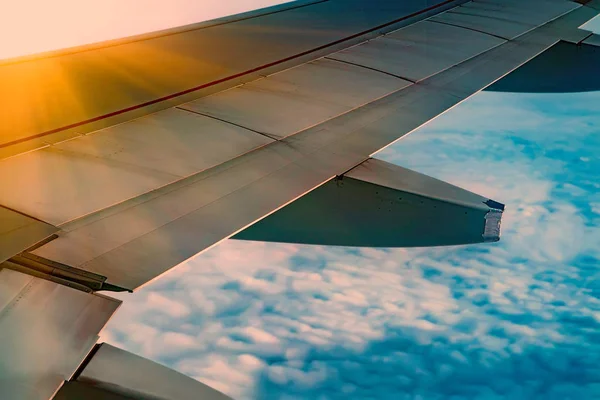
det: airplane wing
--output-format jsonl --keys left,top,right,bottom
{"left": 1, "top": 0, "right": 598, "bottom": 399}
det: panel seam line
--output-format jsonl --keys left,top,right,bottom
{"left": 323, "top": 56, "right": 418, "bottom": 83}
{"left": 175, "top": 107, "right": 281, "bottom": 141}
{"left": 447, "top": 8, "right": 534, "bottom": 25}
{"left": 427, "top": 18, "right": 510, "bottom": 40}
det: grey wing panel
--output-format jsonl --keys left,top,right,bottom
{"left": 328, "top": 20, "right": 506, "bottom": 82}
{"left": 55, "top": 343, "right": 232, "bottom": 400}
{"left": 179, "top": 58, "right": 412, "bottom": 139}
{"left": 30, "top": 2, "right": 599, "bottom": 290}
{"left": 429, "top": 0, "right": 579, "bottom": 39}
{"left": 0, "top": 268, "right": 120, "bottom": 400}
{"left": 32, "top": 144, "right": 331, "bottom": 289}
{"left": 54, "top": 381, "right": 131, "bottom": 400}
{"left": 0, "top": 109, "right": 274, "bottom": 226}
{"left": 0, "top": 0, "right": 463, "bottom": 227}
{"left": 0, "top": 56, "right": 406, "bottom": 228}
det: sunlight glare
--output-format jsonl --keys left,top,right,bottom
{"left": 0, "top": 0, "right": 289, "bottom": 59}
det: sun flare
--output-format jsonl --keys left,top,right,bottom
{"left": 0, "top": 0, "right": 289, "bottom": 60}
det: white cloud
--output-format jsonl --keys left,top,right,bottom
{"left": 146, "top": 292, "right": 191, "bottom": 318}
{"left": 104, "top": 91, "right": 600, "bottom": 399}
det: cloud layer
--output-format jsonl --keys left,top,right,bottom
{"left": 103, "top": 90, "right": 600, "bottom": 399}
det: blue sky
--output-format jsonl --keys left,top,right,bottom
{"left": 100, "top": 9, "right": 600, "bottom": 400}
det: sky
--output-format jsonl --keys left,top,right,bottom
{"left": 0, "top": 0, "right": 290, "bottom": 59}
{"left": 4, "top": 1, "right": 599, "bottom": 399}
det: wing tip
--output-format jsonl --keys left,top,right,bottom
{"left": 482, "top": 207, "right": 504, "bottom": 243}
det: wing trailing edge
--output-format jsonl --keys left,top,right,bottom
{"left": 0, "top": 268, "right": 121, "bottom": 400}
{"left": 233, "top": 159, "right": 504, "bottom": 247}
{"left": 54, "top": 343, "right": 232, "bottom": 400}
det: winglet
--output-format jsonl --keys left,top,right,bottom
{"left": 486, "top": 41, "right": 600, "bottom": 93}
{"left": 235, "top": 158, "right": 504, "bottom": 248}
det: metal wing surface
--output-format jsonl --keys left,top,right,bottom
{"left": 1, "top": 0, "right": 599, "bottom": 292}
